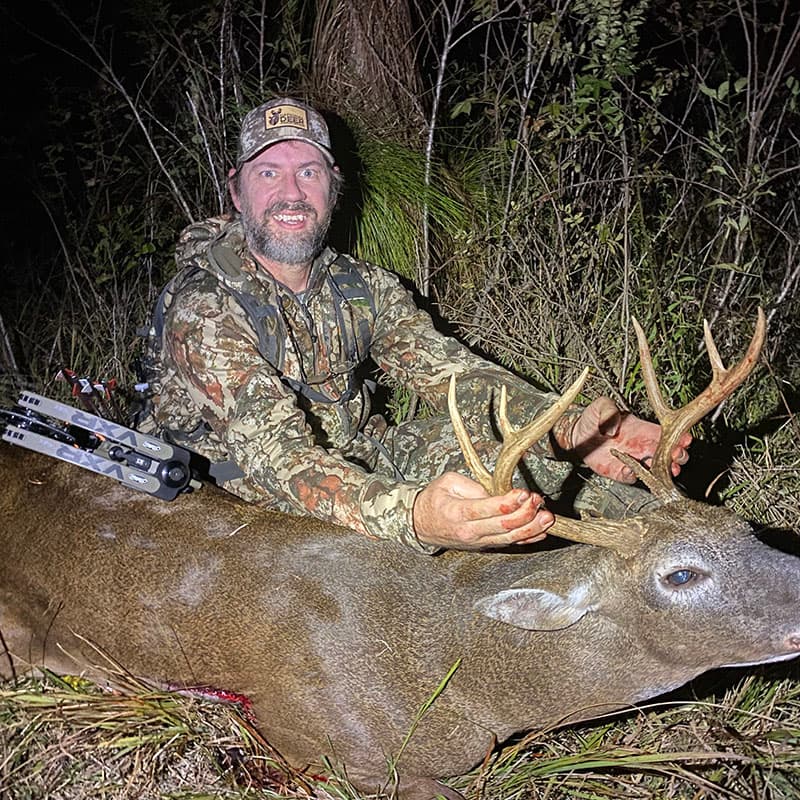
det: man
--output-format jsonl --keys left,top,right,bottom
{"left": 142, "top": 97, "right": 690, "bottom": 554}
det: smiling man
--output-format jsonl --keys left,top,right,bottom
{"left": 141, "top": 97, "right": 690, "bottom": 553}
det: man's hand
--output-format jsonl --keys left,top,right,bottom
{"left": 412, "top": 472, "right": 554, "bottom": 550}
{"left": 567, "top": 397, "right": 692, "bottom": 484}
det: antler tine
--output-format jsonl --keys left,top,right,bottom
{"left": 448, "top": 369, "right": 589, "bottom": 496}
{"left": 632, "top": 307, "right": 766, "bottom": 489}
{"left": 448, "top": 369, "right": 643, "bottom": 555}
{"left": 493, "top": 368, "right": 590, "bottom": 494}
{"left": 448, "top": 374, "right": 494, "bottom": 494}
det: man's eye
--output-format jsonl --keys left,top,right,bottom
{"left": 299, "top": 168, "right": 316, "bottom": 178}
{"left": 259, "top": 170, "right": 276, "bottom": 178}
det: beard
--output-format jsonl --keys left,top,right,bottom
{"left": 240, "top": 199, "right": 332, "bottom": 266}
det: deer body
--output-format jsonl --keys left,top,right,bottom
{"left": 3, "top": 445, "right": 800, "bottom": 798}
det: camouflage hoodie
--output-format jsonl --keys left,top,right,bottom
{"left": 145, "top": 215, "right": 571, "bottom": 551}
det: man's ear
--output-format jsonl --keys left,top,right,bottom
{"left": 228, "top": 167, "right": 242, "bottom": 211}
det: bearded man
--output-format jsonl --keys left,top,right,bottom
{"left": 142, "top": 97, "right": 690, "bottom": 553}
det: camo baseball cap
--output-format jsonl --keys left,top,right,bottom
{"left": 236, "top": 98, "right": 334, "bottom": 165}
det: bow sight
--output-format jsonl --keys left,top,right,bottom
{"left": 0, "top": 391, "right": 198, "bottom": 500}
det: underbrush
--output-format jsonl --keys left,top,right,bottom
{"left": 4, "top": 661, "right": 800, "bottom": 799}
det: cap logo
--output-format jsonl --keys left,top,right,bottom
{"left": 265, "top": 105, "right": 309, "bottom": 131}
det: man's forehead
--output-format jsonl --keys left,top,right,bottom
{"left": 246, "top": 140, "right": 328, "bottom": 167}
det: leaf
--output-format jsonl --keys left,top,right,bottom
{"left": 450, "top": 99, "right": 474, "bottom": 119}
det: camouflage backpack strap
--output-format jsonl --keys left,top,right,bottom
{"left": 146, "top": 262, "right": 280, "bottom": 374}
{"left": 146, "top": 228, "right": 271, "bottom": 358}
{"left": 207, "top": 244, "right": 378, "bottom": 407}
{"left": 208, "top": 239, "right": 285, "bottom": 369}
{"left": 327, "top": 253, "right": 377, "bottom": 367}
{"left": 206, "top": 242, "right": 377, "bottom": 376}
{"left": 133, "top": 225, "right": 283, "bottom": 429}
{"left": 131, "top": 264, "right": 205, "bottom": 432}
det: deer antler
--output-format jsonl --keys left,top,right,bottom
{"left": 630, "top": 307, "right": 766, "bottom": 498}
{"left": 447, "top": 310, "right": 766, "bottom": 555}
{"left": 448, "top": 368, "right": 589, "bottom": 496}
{"left": 448, "top": 370, "right": 646, "bottom": 555}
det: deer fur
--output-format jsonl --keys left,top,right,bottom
{"left": 2, "top": 445, "right": 800, "bottom": 799}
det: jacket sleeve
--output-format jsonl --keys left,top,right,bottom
{"left": 161, "top": 272, "right": 435, "bottom": 553}
{"left": 364, "top": 263, "right": 581, "bottom": 454}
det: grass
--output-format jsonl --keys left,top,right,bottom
{"left": 4, "top": 664, "right": 800, "bottom": 799}
{"left": 463, "top": 669, "right": 800, "bottom": 798}
{"left": 0, "top": 670, "right": 329, "bottom": 800}
{"left": 724, "top": 422, "right": 800, "bottom": 533}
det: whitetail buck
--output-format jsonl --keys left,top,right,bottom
{"left": 2, "top": 310, "right": 799, "bottom": 800}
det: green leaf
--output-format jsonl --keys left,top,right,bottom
{"left": 450, "top": 99, "right": 474, "bottom": 119}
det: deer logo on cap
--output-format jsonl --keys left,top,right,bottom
{"left": 266, "top": 106, "right": 309, "bottom": 130}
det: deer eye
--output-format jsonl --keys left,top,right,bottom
{"left": 664, "top": 569, "right": 697, "bottom": 587}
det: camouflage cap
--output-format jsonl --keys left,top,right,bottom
{"left": 236, "top": 98, "right": 334, "bottom": 165}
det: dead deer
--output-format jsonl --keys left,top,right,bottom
{"left": 2, "top": 310, "right": 798, "bottom": 800}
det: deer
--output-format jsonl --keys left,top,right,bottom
{"left": 2, "top": 310, "right": 799, "bottom": 800}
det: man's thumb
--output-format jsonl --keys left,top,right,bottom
{"left": 591, "top": 397, "right": 621, "bottom": 438}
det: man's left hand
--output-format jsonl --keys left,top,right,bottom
{"left": 567, "top": 397, "right": 691, "bottom": 484}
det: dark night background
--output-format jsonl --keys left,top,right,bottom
{"left": 2, "top": 0, "right": 102, "bottom": 274}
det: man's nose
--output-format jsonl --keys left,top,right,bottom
{"left": 279, "top": 173, "right": 305, "bottom": 201}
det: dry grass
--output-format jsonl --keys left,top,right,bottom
{"left": 0, "top": 670, "right": 342, "bottom": 800}
{"left": 460, "top": 668, "right": 800, "bottom": 799}
{"left": 724, "top": 422, "right": 800, "bottom": 534}
{"left": 4, "top": 663, "right": 800, "bottom": 799}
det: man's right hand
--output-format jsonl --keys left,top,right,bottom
{"left": 412, "top": 472, "right": 554, "bottom": 551}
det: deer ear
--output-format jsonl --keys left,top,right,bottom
{"left": 474, "top": 583, "right": 598, "bottom": 631}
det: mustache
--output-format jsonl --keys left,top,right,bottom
{"left": 265, "top": 201, "right": 317, "bottom": 217}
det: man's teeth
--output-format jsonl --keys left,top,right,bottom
{"left": 275, "top": 213, "right": 305, "bottom": 222}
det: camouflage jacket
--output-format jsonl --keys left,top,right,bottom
{"left": 145, "top": 215, "right": 569, "bottom": 551}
